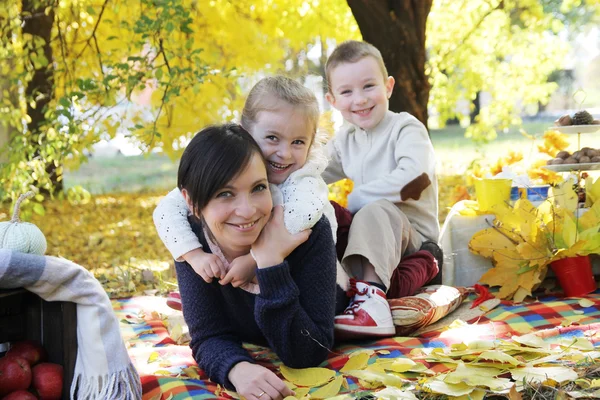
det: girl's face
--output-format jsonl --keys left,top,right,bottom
{"left": 192, "top": 153, "right": 273, "bottom": 258}
{"left": 250, "top": 101, "right": 313, "bottom": 185}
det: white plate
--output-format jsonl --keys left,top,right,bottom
{"left": 543, "top": 162, "right": 600, "bottom": 172}
{"left": 549, "top": 125, "right": 600, "bottom": 134}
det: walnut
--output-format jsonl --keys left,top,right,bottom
{"left": 564, "top": 157, "right": 578, "bottom": 164}
{"left": 556, "top": 150, "right": 570, "bottom": 159}
{"left": 591, "top": 156, "right": 600, "bottom": 163}
{"left": 572, "top": 150, "right": 583, "bottom": 160}
{"left": 579, "top": 156, "right": 591, "bottom": 163}
{"left": 587, "top": 149, "right": 599, "bottom": 157}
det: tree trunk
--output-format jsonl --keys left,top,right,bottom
{"left": 346, "top": 0, "right": 432, "bottom": 128}
{"left": 22, "top": 0, "right": 61, "bottom": 192}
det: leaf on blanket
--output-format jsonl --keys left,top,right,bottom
{"left": 154, "top": 370, "right": 172, "bottom": 376}
{"left": 578, "top": 298, "right": 595, "bottom": 308}
{"left": 344, "top": 369, "right": 407, "bottom": 389}
{"left": 421, "top": 379, "right": 474, "bottom": 396}
{"left": 147, "top": 351, "right": 160, "bottom": 363}
{"left": 561, "top": 315, "right": 586, "bottom": 327}
{"left": 279, "top": 365, "right": 335, "bottom": 387}
{"left": 292, "top": 387, "right": 310, "bottom": 398}
{"left": 181, "top": 366, "right": 201, "bottom": 379}
{"left": 454, "top": 388, "right": 486, "bottom": 400}
{"left": 512, "top": 333, "right": 550, "bottom": 349}
{"left": 477, "top": 350, "right": 523, "bottom": 366}
{"left": 444, "top": 364, "right": 513, "bottom": 390}
{"left": 372, "top": 386, "right": 419, "bottom": 399}
{"left": 559, "top": 337, "right": 595, "bottom": 351}
{"left": 310, "top": 375, "right": 343, "bottom": 399}
{"left": 340, "top": 352, "right": 370, "bottom": 372}
{"left": 511, "top": 366, "right": 578, "bottom": 384}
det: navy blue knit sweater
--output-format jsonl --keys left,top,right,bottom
{"left": 175, "top": 216, "right": 345, "bottom": 389}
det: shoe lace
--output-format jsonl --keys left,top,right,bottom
{"left": 343, "top": 279, "right": 369, "bottom": 315}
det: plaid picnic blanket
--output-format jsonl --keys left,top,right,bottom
{"left": 114, "top": 291, "right": 600, "bottom": 400}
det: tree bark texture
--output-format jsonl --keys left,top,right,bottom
{"left": 22, "top": 0, "right": 61, "bottom": 192}
{"left": 347, "top": 0, "right": 432, "bottom": 128}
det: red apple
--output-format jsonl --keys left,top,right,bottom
{"left": 6, "top": 341, "right": 47, "bottom": 366}
{"left": 1, "top": 390, "right": 38, "bottom": 400}
{"left": 31, "top": 363, "right": 62, "bottom": 400}
{"left": 0, "top": 356, "right": 32, "bottom": 397}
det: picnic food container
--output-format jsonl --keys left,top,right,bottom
{"left": 550, "top": 255, "right": 597, "bottom": 297}
{"left": 474, "top": 178, "right": 512, "bottom": 212}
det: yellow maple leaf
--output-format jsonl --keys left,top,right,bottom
{"left": 279, "top": 365, "right": 335, "bottom": 387}
{"left": 339, "top": 352, "right": 370, "bottom": 372}
{"left": 310, "top": 375, "right": 343, "bottom": 399}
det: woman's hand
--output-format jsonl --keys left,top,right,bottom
{"left": 251, "top": 205, "right": 311, "bottom": 268}
{"left": 228, "top": 361, "right": 294, "bottom": 400}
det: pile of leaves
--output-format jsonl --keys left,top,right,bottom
{"left": 468, "top": 178, "right": 600, "bottom": 301}
{"left": 209, "top": 332, "right": 600, "bottom": 399}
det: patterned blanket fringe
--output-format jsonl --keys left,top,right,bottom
{"left": 70, "top": 363, "right": 142, "bottom": 400}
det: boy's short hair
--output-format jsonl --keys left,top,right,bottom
{"left": 242, "top": 76, "right": 320, "bottom": 139}
{"left": 325, "top": 40, "right": 388, "bottom": 91}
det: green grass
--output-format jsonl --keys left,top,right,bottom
{"left": 64, "top": 152, "right": 178, "bottom": 194}
{"left": 64, "top": 122, "right": 600, "bottom": 194}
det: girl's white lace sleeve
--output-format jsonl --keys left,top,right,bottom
{"left": 280, "top": 144, "right": 338, "bottom": 241}
{"left": 152, "top": 188, "right": 201, "bottom": 261}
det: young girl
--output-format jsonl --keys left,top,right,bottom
{"left": 154, "top": 76, "right": 346, "bottom": 301}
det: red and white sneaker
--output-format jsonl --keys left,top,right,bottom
{"left": 334, "top": 280, "right": 395, "bottom": 339}
{"left": 166, "top": 291, "right": 182, "bottom": 311}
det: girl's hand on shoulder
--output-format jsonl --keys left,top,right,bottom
{"left": 228, "top": 361, "right": 294, "bottom": 400}
{"left": 183, "top": 248, "right": 226, "bottom": 283}
{"left": 251, "top": 205, "right": 311, "bottom": 268}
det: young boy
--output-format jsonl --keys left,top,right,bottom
{"left": 324, "top": 40, "right": 441, "bottom": 338}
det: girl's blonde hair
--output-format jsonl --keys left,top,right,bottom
{"left": 241, "top": 76, "right": 320, "bottom": 139}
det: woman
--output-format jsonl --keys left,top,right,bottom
{"left": 175, "top": 124, "right": 339, "bottom": 400}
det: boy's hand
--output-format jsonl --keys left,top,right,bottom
{"left": 219, "top": 253, "right": 257, "bottom": 287}
{"left": 251, "top": 205, "right": 311, "bottom": 268}
{"left": 182, "top": 248, "right": 226, "bottom": 283}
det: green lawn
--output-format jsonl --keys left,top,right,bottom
{"left": 64, "top": 121, "right": 600, "bottom": 194}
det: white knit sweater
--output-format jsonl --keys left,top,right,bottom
{"left": 323, "top": 110, "right": 439, "bottom": 242}
{"left": 153, "top": 145, "right": 337, "bottom": 261}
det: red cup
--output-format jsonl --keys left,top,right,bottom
{"left": 550, "top": 255, "right": 597, "bottom": 297}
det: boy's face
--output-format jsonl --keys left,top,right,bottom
{"left": 249, "top": 101, "right": 312, "bottom": 185}
{"left": 326, "top": 56, "right": 394, "bottom": 130}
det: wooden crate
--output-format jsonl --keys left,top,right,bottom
{"left": 0, "top": 289, "right": 77, "bottom": 400}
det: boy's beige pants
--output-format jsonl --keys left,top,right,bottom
{"left": 341, "top": 199, "right": 423, "bottom": 289}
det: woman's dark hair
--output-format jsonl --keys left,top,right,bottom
{"left": 177, "top": 123, "right": 266, "bottom": 216}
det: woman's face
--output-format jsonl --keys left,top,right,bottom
{"left": 199, "top": 153, "right": 273, "bottom": 256}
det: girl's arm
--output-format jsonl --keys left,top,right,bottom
{"left": 280, "top": 175, "right": 329, "bottom": 234}
{"left": 153, "top": 188, "right": 203, "bottom": 260}
{"left": 281, "top": 147, "right": 338, "bottom": 239}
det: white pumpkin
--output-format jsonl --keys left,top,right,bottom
{"left": 0, "top": 191, "right": 47, "bottom": 255}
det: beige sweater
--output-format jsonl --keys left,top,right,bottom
{"left": 323, "top": 110, "right": 440, "bottom": 242}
